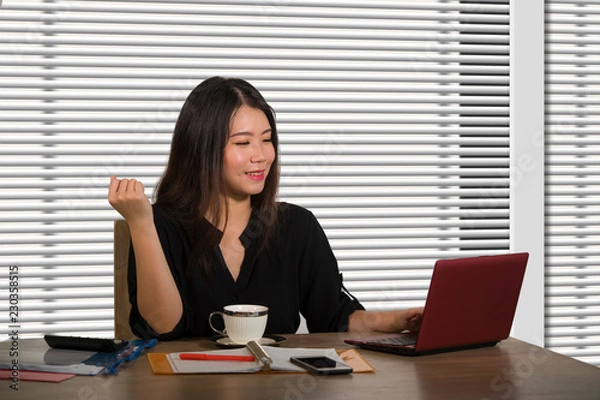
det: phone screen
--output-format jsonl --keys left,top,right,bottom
{"left": 296, "top": 356, "right": 336, "bottom": 368}
{"left": 290, "top": 356, "right": 353, "bottom": 375}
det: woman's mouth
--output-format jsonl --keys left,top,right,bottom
{"left": 246, "top": 170, "right": 266, "bottom": 180}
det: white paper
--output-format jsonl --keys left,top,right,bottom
{"left": 0, "top": 344, "right": 111, "bottom": 376}
{"left": 167, "top": 347, "right": 343, "bottom": 374}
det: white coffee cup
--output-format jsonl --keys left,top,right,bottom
{"left": 209, "top": 304, "right": 269, "bottom": 344}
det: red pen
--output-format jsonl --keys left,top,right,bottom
{"left": 179, "top": 353, "right": 255, "bottom": 362}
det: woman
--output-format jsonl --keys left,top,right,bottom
{"left": 108, "top": 76, "right": 422, "bottom": 340}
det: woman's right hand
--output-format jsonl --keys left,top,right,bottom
{"left": 108, "top": 175, "right": 153, "bottom": 224}
{"left": 109, "top": 175, "right": 183, "bottom": 334}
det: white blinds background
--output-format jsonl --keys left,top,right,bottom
{"left": 545, "top": 0, "right": 600, "bottom": 366}
{"left": 0, "top": 1, "right": 509, "bottom": 338}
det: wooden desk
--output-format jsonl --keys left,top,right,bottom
{"left": 6, "top": 333, "right": 600, "bottom": 400}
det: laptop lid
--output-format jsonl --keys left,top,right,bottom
{"left": 344, "top": 252, "right": 529, "bottom": 355}
{"left": 414, "top": 252, "right": 529, "bottom": 353}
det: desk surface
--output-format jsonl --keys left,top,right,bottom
{"left": 5, "top": 333, "right": 600, "bottom": 400}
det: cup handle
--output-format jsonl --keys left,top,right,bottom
{"left": 208, "top": 311, "right": 226, "bottom": 335}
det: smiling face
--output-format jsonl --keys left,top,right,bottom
{"left": 222, "top": 104, "right": 276, "bottom": 203}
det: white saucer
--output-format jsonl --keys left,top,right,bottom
{"left": 216, "top": 337, "right": 277, "bottom": 347}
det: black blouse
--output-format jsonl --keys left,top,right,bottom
{"left": 127, "top": 202, "right": 364, "bottom": 340}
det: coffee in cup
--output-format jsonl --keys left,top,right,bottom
{"left": 209, "top": 304, "right": 268, "bottom": 344}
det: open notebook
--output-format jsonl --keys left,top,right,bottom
{"left": 345, "top": 252, "right": 529, "bottom": 356}
{"left": 148, "top": 346, "right": 374, "bottom": 374}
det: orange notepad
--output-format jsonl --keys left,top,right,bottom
{"left": 336, "top": 349, "right": 375, "bottom": 373}
{"left": 148, "top": 348, "right": 374, "bottom": 374}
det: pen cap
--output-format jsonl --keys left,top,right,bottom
{"left": 246, "top": 340, "right": 272, "bottom": 368}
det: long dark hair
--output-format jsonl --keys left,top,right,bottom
{"left": 154, "top": 76, "right": 280, "bottom": 275}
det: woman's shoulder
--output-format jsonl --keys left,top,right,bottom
{"left": 276, "top": 202, "right": 320, "bottom": 231}
{"left": 152, "top": 203, "right": 173, "bottom": 223}
{"left": 277, "top": 202, "right": 315, "bottom": 219}
{"left": 152, "top": 203, "right": 218, "bottom": 239}
{"left": 151, "top": 203, "right": 185, "bottom": 233}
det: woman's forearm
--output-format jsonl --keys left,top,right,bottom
{"left": 348, "top": 308, "right": 423, "bottom": 335}
{"left": 128, "top": 219, "right": 183, "bottom": 334}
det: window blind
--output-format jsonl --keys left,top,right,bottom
{"left": 545, "top": 0, "right": 600, "bottom": 366}
{"left": 0, "top": 0, "right": 509, "bottom": 338}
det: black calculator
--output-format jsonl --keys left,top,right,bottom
{"left": 44, "top": 335, "right": 129, "bottom": 353}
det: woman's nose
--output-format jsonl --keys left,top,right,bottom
{"left": 250, "top": 142, "right": 266, "bottom": 163}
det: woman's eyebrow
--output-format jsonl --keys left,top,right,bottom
{"left": 230, "top": 128, "right": 272, "bottom": 137}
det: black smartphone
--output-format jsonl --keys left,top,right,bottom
{"left": 290, "top": 356, "right": 353, "bottom": 375}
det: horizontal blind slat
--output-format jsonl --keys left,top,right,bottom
{"left": 0, "top": 34, "right": 510, "bottom": 46}
{"left": 0, "top": 69, "right": 511, "bottom": 83}
{"left": 7, "top": 0, "right": 509, "bottom": 13}
{"left": 0, "top": 47, "right": 511, "bottom": 63}
{"left": 0, "top": 79, "right": 510, "bottom": 94}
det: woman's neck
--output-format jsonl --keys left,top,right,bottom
{"left": 225, "top": 198, "right": 252, "bottom": 231}
{"left": 205, "top": 196, "right": 252, "bottom": 233}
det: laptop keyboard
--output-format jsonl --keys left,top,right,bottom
{"left": 369, "top": 335, "right": 417, "bottom": 347}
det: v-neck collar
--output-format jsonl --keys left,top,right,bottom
{"left": 210, "top": 210, "right": 259, "bottom": 289}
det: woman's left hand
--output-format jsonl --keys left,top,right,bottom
{"left": 401, "top": 307, "right": 424, "bottom": 333}
{"left": 349, "top": 307, "right": 424, "bottom": 334}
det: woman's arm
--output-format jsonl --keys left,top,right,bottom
{"left": 348, "top": 308, "right": 424, "bottom": 335}
{"left": 108, "top": 176, "right": 183, "bottom": 334}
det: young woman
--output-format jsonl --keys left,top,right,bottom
{"left": 108, "top": 76, "right": 422, "bottom": 340}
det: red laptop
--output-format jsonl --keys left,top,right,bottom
{"left": 345, "top": 252, "right": 529, "bottom": 356}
